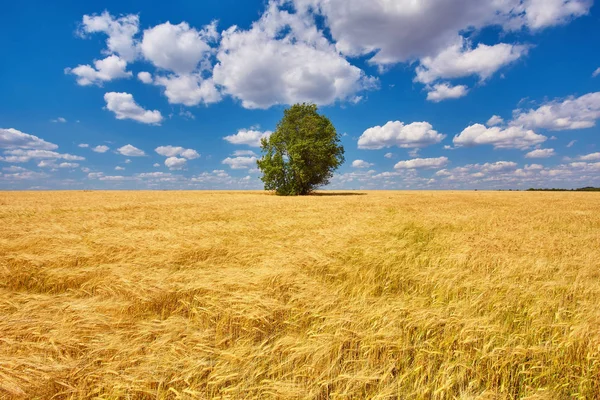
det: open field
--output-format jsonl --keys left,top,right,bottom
{"left": 1, "top": 191, "right": 600, "bottom": 399}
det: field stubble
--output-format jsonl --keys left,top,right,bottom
{"left": 0, "top": 191, "right": 599, "bottom": 399}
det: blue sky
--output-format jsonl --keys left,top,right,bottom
{"left": 1, "top": 0, "right": 600, "bottom": 190}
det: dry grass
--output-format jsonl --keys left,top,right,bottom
{"left": 1, "top": 190, "right": 599, "bottom": 399}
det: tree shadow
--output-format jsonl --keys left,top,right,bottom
{"left": 309, "top": 192, "right": 367, "bottom": 196}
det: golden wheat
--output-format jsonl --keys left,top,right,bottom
{"left": 1, "top": 190, "right": 599, "bottom": 399}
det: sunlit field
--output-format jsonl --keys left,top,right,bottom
{"left": 1, "top": 191, "right": 599, "bottom": 399}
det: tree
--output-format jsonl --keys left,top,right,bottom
{"left": 257, "top": 103, "right": 345, "bottom": 195}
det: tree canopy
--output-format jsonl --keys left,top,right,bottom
{"left": 257, "top": 103, "right": 344, "bottom": 195}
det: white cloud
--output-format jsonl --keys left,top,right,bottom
{"left": 179, "top": 110, "right": 195, "bottom": 120}
{"left": 59, "top": 162, "right": 80, "bottom": 168}
{"left": 153, "top": 163, "right": 160, "bottom": 167}
{"left": 66, "top": 55, "right": 132, "bottom": 86}
{"left": 155, "top": 145, "right": 200, "bottom": 159}
{"left": 212, "top": 2, "right": 375, "bottom": 109}
{"left": 426, "top": 83, "right": 468, "bottom": 102}
{"left": 394, "top": 157, "right": 448, "bottom": 170}
{"left": 141, "top": 21, "right": 217, "bottom": 74}
{"left": 0, "top": 169, "right": 50, "bottom": 180}
{"left": 415, "top": 39, "right": 528, "bottom": 85}
{"left": 80, "top": 11, "right": 140, "bottom": 62}
{"left": 87, "top": 172, "right": 104, "bottom": 179}
{"left": 567, "top": 140, "right": 577, "bottom": 148}
{"left": 78, "top": 143, "right": 89, "bottom": 148}
{"left": 222, "top": 156, "right": 258, "bottom": 169}
{"left": 153, "top": 74, "right": 221, "bottom": 106}
{"left": 512, "top": 92, "right": 600, "bottom": 131}
{"left": 137, "top": 172, "right": 176, "bottom": 180}
{"left": 525, "top": 148, "right": 556, "bottom": 158}
{"left": 384, "top": 152, "right": 393, "bottom": 159}
{"left": 224, "top": 129, "right": 272, "bottom": 147}
{"left": 487, "top": 115, "right": 504, "bottom": 126}
{"left": 593, "top": 68, "right": 600, "bottom": 78}
{"left": 37, "top": 161, "right": 80, "bottom": 169}
{"left": 352, "top": 159, "right": 374, "bottom": 168}
{"left": 453, "top": 123, "right": 546, "bottom": 149}
{"left": 138, "top": 71, "right": 153, "bottom": 83}
{"left": 165, "top": 157, "right": 187, "bottom": 170}
{"left": 115, "top": 166, "right": 125, "bottom": 171}
{"left": 232, "top": 150, "right": 257, "bottom": 157}
{"left": 294, "top": 0, "right": 591, "bottom": 66}
{"left": 51, "top": 117, "right": 67, "bottom": 123}
{"left": 99, "top": 175, "right": 130, "bottom": 181}
{"left": 408, "top": 148, "right": 420, "bottom": 157}
{"left": 0, "top": 128, "right": 58, "bottom": 150}
{"left": 358, "top": 121, "right": 445, "bottom": 150}
{"left": 93, "top": 145, "right": 110, "bottom": 153}
{"left": 521, "top": 0, "right": 592, "bottom": 30}
{"left": 117, "top": 144, "right": 145, "bottom": 157}
{"left": 2, "top": 149, "right": 84, "bottom": 163}
{"left": 104, "top": 92, "right": 163, "bottom": 124}
{"left": 125, "top": 159, "right": 132, "bottom": 163}
{"left": 578, "top": 152, "right": 600, "bottom": 161}
{"left": 2, "top": 166, "right": 28, "bottom": 172}
{"left": 139, "top": 21, "right": 221, "bottom": 106}
{"left": 191, "top": 169, "right": 231, "bottom": 183}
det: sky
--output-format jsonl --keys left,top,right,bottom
{"left": 1, "top": 0, "right": 600, "bottom": 190}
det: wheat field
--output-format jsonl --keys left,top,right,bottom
{"left": 1, "top": 191, "right": 599, "bottom": 399}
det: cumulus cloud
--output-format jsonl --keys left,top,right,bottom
{"left": 294, "top": 0, "right": 591, "bottom": 66}
{"left": 512, "top": 92, "right": 600, "bottom": 131}
{"left": 487, "top": 115, "right": 504, "bottom": 126}
{"left": 92, "top": 145, "right": 110, "bottom": 153}
{"left": 51, "top": 117, "right": 67, "bottom": 123}
{"left": 426, "top": 82, "right": 468, "bottom": 102}
{"left": 212, "top": 1, "right": 376, "bottom": 109}
{"left": 155, "top": 145, "right": 200, "bottom": 159}
{"left": 141, "top": 21, "right": 217, "bottom": 74}
{"left": 415, "top": 39, "right": 528, "bottom": 84}
{"left": 394, "top": 157, "right": 448, "bottom": 169}
{"left": 352, "top": 159, "right": 374, "bottom": 168}
{"left": 453, "top": 123, "right": 546, "bottom": 149}
{"left": 1, "top": 149, "right": 84, "bottom": 163}
{"left": 0, "top": 128, "right": 58, "bottom": 150}
{"left": 38, "top": 160, "right": 80, "bottom": 169}
{"left": 384, "top": 153, "right": 393, "bottom": 159}
{"left": 165, "top": 156, "right": 187, "bottom": 170}
{"left": 104, "top": 92, "right": 163, "bottom": 124}
{"left": 578, "top": 152, "right": 600, "bottom": 161}
{"left": 222, "top": 156, "right": 258, "bottom": 169}
{"left": 137, "top": 71, "right": 153, "bottom": 83}
{"left": 0, "top": 169, "right": 50, "bottom": 180}
{"left": 525, "top": 148, "right": 556, "bottom": 158}
{"left": 358, "top": 121, "right": 445, "bottom": 150}
{"left": 80, "top": 11, "right": 140, "bottom": 61}
{"left": 117, "top": 144, "right": 145, "bottom": 157}
{"left": 593, "top": 68, "right": 600, "bottom": 78}
{"left": 232, "top": 150, "right": 257, "bottom": 157}
{"left": 115, "top": 166, "right": 125, "bottom": 171}
{"left": 78, "top": 143, "right": 89, "bottom": 148}
{"left": 153, "top": 74, "right": 221, "bottom": 106}
{"left": 224, "top": 129, "right": 272, "bottom": 147}
{"left": 521, "top": 0, "right": 593, "bottom": 30}
{"left": 66, "top": 55, "right": 132, "bottom": 86}
{"left": 139, "top": 21, "right": 222, "bottom": 106}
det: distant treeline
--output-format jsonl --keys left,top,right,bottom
{"left": 525, "top": 187, "right": 600, "bottom": 192}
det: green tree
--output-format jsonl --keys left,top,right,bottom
{"left": 257, "top": 103, "right": 345, "bottom": 195}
